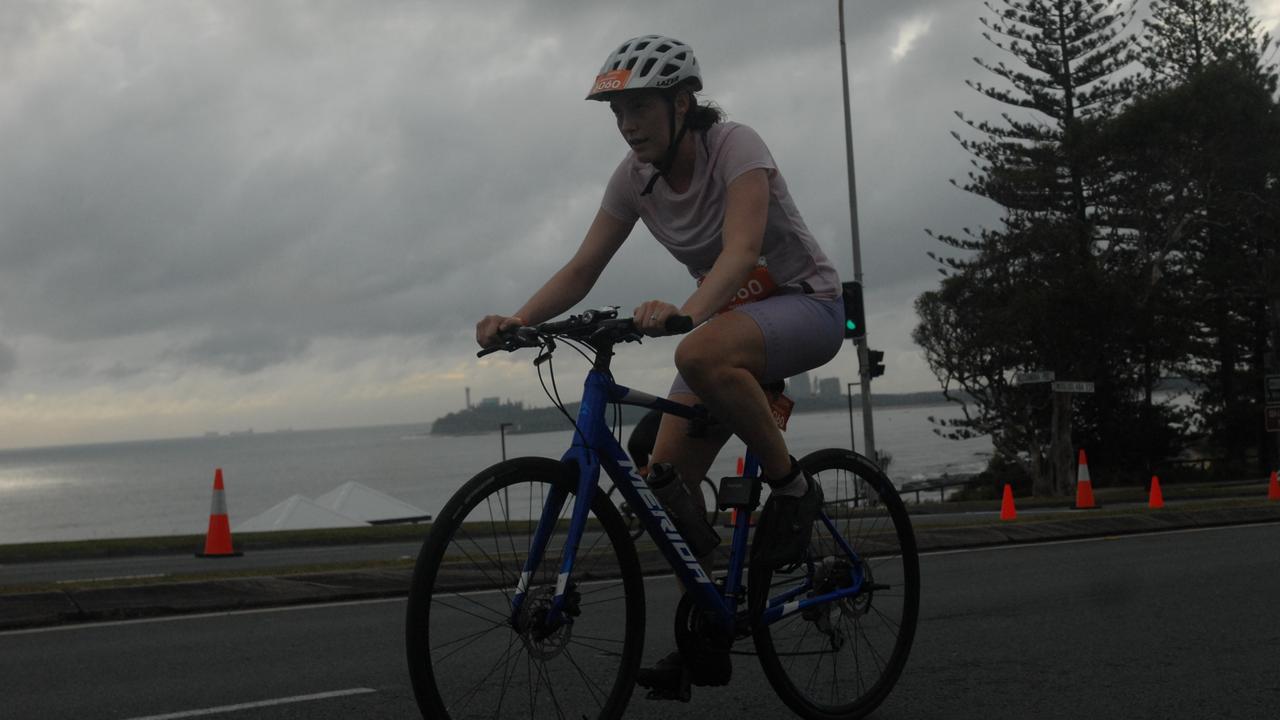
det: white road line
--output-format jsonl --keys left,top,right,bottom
{"left": 0, "top": 597, "right": 407, "bottom": 637}
{"left": 120, "top": 688, "right": 376, "bottom": 720}
{"left": 56, "top": 573, "right": 167, "bottom": 585}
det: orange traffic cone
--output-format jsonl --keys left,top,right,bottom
{"left": 196, "top": 468, "right": 242, "bottom": 558}
{"left": 1148, "top": 475, "right": 1164, "bottom": 509}
{"left": 1269, "top": 470, "right": 1279, "bottom": 502}
{"left": 1000, "top": 483, "right": 1017, "bottom": 521}
{"left": 1074, "top": 450, "right": 1098, "bottom": 509}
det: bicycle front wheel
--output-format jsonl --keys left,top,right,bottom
{"left": 406, "top": 457, "right": 645, "bottom": 720}
{"left": 750, "top": 448, "right": 920, "bottom": 720}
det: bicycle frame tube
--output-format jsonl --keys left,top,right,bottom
{"left": 520, "top": 368, "right": 738, "bottom": 630}
{"left": 516, "top": 367, "right": 867, "bottom": 632}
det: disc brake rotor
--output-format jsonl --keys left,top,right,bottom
{"left": 513, "top": 584, "right": 578, "bottom": 660}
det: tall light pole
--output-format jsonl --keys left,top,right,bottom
{"left": 846, "top": 382, "right": 858, "bottom": 453}
{"left": 839, "top": 0, "right": 878, "bottom": 461}
{"left": 499, "top": 422, "right": 513, "bottom": 460}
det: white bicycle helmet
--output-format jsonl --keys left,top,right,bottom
{"left": 586, "top": 35, "right": 702, "bottom": 100}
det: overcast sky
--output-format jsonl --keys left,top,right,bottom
{"left": 2, "top": 0, "right": 1278, "bottom": 450}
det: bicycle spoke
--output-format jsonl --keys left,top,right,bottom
{"left": 429, "top": 619, "right": 509, "bottom": 660}
{"left": 531, "top": 654, "right": 568, "bottom": 720}
{"left": 431, "top": 591, "right": 510, "bottom": 624}
{"left": 451, "top": 631, "right": 524, "bottom": 714}
{"left": 566, "top": 635, "right": 626, "bottom": 655}
{"left": 561, "top": 645, "right": 609, "bottom": 707}
{"left": 451, "top": 526, "right": 517, "bottom": 599}
{"left": 495, "top": 630, "right": 521, "bottom": 718}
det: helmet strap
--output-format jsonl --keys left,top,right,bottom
{"left": 641, "top": 94, "right": 689, "bottom": 196}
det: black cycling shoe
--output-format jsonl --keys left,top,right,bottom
{"left": 751, "top": 464, "right": 822, "bottom": 571}
{"left": 635, "top": 649, "right": 732, "bottom": 701}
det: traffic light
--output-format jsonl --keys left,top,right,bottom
{"left": 842, "top": 281, "right": 866, "bottom": 339}
{"left": 866, "top": 349, "right": 886, "bottom": 378}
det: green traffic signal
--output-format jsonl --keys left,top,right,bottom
{"left": 842, "top": 281, "right": 866, "bottom": 339}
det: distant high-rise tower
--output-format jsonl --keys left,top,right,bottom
{"left": 466, "top": 387, "right": 472, "bottom": 409}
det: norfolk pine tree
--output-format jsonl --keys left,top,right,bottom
{"left": 914, "top": 0, "right": 1147, "bottom": 496}
{"left": 1123, "top": 1, "right": 1280, "bottom": 475}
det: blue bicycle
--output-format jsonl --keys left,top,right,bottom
{"left": 406, "top": 307, "right": 919, "bottom": 719}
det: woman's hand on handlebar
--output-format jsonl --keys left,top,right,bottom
{"left": 476, "top": 314, "right": 526, "bottom": 349}
{"left": 632, "top": 300, "right": 684, "bottom": 337}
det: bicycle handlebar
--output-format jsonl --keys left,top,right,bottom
{"left": 477, "top": 308, "right": 693, "bottom": 358}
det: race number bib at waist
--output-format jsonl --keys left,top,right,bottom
{"left": 768, "top": 391, "right": 795, "bottom": 431}
{"left": 698, "top": 260, "right": 779, "bottom": 314}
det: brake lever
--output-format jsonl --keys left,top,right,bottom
{"left": 534, "top": 337, "right": 556, "bottom": 366}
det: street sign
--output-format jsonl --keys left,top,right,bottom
{"left": 1266, "top": 375, "right": 1280, "bottom": 404}
{"left": 1052, "top": 381, "right": 1095, "bottom": 393}
{"left": 1267, "top": 405, "right": 1280, "bottom": 433}
{"left": 1013, "top": 371, "right": 1055, "bottom": 386}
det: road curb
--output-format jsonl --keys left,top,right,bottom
{"left": 4, "top": 505, "right": 1279, "bottom": 631}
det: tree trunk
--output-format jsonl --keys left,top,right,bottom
{"left": 1030, "top": 399, "right": 1052, "bottom": 496}
{"left": 1049, "top": 392, "right": 1075, "bottom": 496}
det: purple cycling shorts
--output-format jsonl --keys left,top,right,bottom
{"left": 669, "top": 291, "right": 845, "bottom": 397}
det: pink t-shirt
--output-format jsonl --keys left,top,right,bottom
{"left": 600, "top": 121, "right": 840, "bottom": 299}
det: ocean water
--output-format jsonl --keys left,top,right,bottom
{"left": 0, "top": 405, "right": 990, "bottom": 545}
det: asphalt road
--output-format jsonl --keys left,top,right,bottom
{"left": 3, "top": 522, "right": 1277, "bottom": 719}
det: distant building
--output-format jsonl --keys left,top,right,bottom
{"left": 790, "top": 372, "right": 812, "bottom": 397}
{"left": 478, "top": 397, "right": 501, "bottom": 408}
{"left": 817, "top": 377, "right": 841, "bottom": 399}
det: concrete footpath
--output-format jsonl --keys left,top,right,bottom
{"left": 4, "top": 500, "right": 1279, "bottom": 631}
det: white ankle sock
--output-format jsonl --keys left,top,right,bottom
{"left": 771, "top": 471, "right": 807, "bottom": 498}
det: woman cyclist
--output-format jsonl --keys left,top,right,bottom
{"left": 475, "top": 34, "right": 845, "bottom": 696}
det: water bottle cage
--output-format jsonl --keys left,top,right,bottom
{"left": 716, "top": 475, "right": 762, "bottom": 512}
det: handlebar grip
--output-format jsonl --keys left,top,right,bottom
{"left": 665, "top": 315, "right": 694, "bottom": 334}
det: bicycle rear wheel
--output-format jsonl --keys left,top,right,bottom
{"left": 406, "top": 457, "right": 645, "bottom": 720}
{"left": 749, "top": 448, "right": 920, "bottom": 720}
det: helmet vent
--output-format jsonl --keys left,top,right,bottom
{"left": 635, "top": 41, "right": 650, "bottom": 50}
{"left": 640, "top": 58, "right": 656, "bottom": 77}
{"left": 656, "top": 43, "right": 671, "bottom": 53}
{"left": 625, "top": 56, "right": 638, "bottom": 70}
{"left": 660, "top": 63, "right": 680, "bottom": 77}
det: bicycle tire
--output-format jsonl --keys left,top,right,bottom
{"left": 608, "top": 476, "right": 720, "bottom": 540}
{"left": 406, "top": 457, "right": 646, "bottom": 720}
{"left": 749, "top": 448, "right": 920, "bottom": 720}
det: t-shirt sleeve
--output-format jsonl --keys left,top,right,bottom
{"left": 600, "top": 156, "right": 641, "bottom": 223}
{"left": 714, "top": 124, "right": 777, "bottom": 186}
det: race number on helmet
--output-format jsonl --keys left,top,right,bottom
{"left": 586, "top": 35, "right": 702, "bottom": 100}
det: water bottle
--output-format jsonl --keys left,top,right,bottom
{"left": 646, "top": 463, "right": 721, "bottom": 556}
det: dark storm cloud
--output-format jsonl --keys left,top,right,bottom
{"left": 172, "top": 327, "right": 312, "bottom": 375}
{"left": 0, "top": 0, "right": 991, "bottom": 383}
